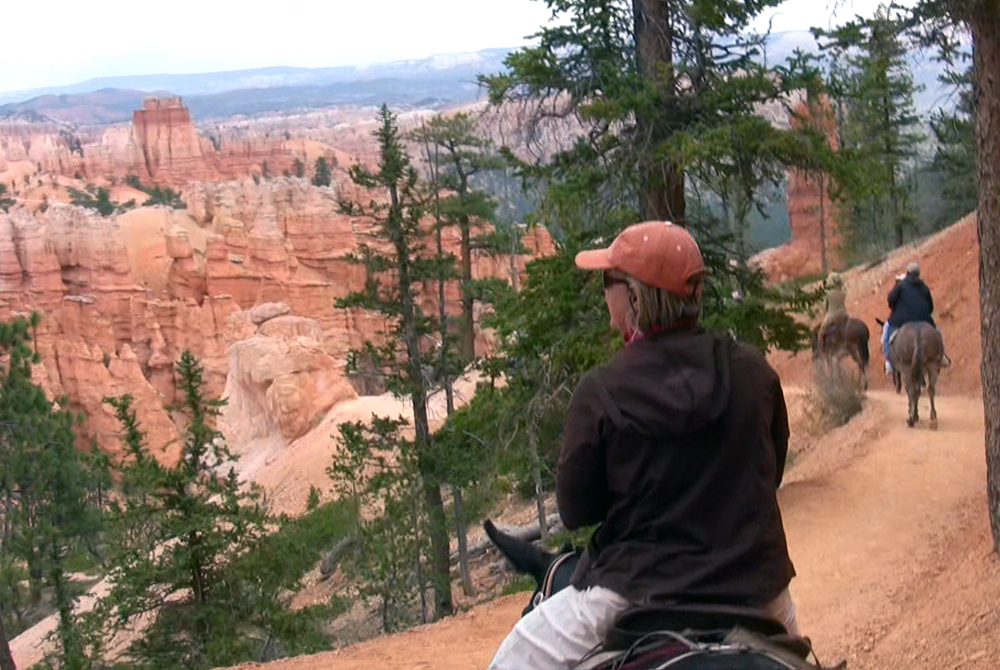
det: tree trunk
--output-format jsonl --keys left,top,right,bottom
{"left": 819, "top": 173, "right": 828, "bottom": 274}
{"left": 527, "top": 426, "right": 548, "bottom": 542}
{"left": 509, "top": 223, "right": 521, "bottom": 292}
{"left": 409, "top": 488, "right": 428, "bottom": 624}
{"left": 407, "top": 319, "right": 453, "bottom": 619}
{"left": 453, "top": 486, "right": 474, "bottom": 596}
{"left": 50, "top": 548, "right": 85, "bottom": 670}
{"left": 437, "top": 226, "right": 455, "bottom": 415}
{"left": 420, "top": 474, "right": 454, "bottom": 619}
{"left": 26, "top": 555, "right": 42, "bottom": 605}
{"left": 0, "top": 616, "right": 15, "bottom": 670}
{"left": 632, "top": 0, "right": 685, "bottom": 225}
{"left": 970, "top": 3, "right": 1000, "bottom": 555}
{"left": 459, "top": 212, "right": 476, "bottom": 361}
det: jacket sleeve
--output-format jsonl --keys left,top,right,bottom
{"left": 888, "top": 283, "right": 901, "bottom": 310}
{"left": 924, "top": 284, "right": 934, "bottom": 314}
{"left": 771, "top": 377, "right": 790, "bottom": 488}
{"left": 557, "top": 373, "right": 612, "bottom": 530}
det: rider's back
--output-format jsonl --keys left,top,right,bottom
{"left": 557, "top": 328, "right": 794, "bottom": 610}
{"left": 823, "top": 287, "right": 847, "bottom": 320}
{"left": 888, "top": 277, "right": 934, "bottom": 327}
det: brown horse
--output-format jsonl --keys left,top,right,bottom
{"left": 812, "top": 317, "right": 870, "bottom": 388}
{"left": 889, "top": 321, "right": 946, "bottom": 429}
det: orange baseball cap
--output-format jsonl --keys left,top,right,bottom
{"left": 575, "top": 221, "right": 705, "bottom": 296}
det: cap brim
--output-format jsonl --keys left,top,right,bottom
{"left": 575, "top": 248, "right": 613, "bottom": 271}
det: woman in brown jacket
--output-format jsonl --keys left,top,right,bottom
{"left": 488, "top": 221, "right": 799, "bottom": 670}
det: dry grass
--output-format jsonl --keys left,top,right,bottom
{"left": 804, "top": 359, "right": 867, "bottom": 432}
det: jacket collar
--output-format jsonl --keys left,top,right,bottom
{"left": 624, "top": 321, "right": 700, "bottom": 346}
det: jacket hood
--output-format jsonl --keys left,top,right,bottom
{"left": 613, "top": 329, "right": 733, "bottom": 437}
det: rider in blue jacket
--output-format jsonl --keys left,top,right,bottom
{"left": 883, "top": 262, "right": 949, "bottom": 373}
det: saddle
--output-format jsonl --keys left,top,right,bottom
{"left": 574, "top": 603, "right": 835, "bottom": 670}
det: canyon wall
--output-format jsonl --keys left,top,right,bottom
{"left": 0, "top": 177, "right": 553, "bottom": 460}
{"left": 1, "top": 98, "right": 300, "bottom": 188}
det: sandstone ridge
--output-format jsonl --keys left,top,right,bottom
{"left": 0, "top": 97, "right": 301, "bottom": 188}
{"left": 0, "top": 176, "right": 554, "bottom": 461}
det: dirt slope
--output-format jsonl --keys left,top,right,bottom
{"left": 220, "top": 388, "right": 998, "bottom": 670}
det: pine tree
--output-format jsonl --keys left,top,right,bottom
{"left": 328, "top": 416, "right": 429, "bottom": 631}
{"left": 0, "top": 184, "right": 13, "bottom": 213}
{"left": 816, "top": 6, "right": 925, "bottom": 254}
{"left": 312, "top": 156, "right": 332, "bottom": 187}
{"left": 335, "top": 105, "right": 453, "bottom": 619}
{"left": 930, "top": 62, "right": 977, "bottom": 219}
{"left": 482, "top": 0, "right": 833, "bottom": 234}
{"left": 0, "top": 616, "right": 13, "bottom": 670}
{"left": 0, "top": 314, "right": 105, "bottom": 670}
{"left": 101, "top": 352, "right": 272, "bottom": 670}
{"left": 409, "top": 113, "right": 505, "bottom": 361}
{"left": 410, "top": 114, "right": 507, "bottom": 595}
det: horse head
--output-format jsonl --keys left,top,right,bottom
{"left": 483, "top": 519, "right": 581, "bottom": 616}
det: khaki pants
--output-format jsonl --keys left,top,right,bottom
{"left": 488, "top": 585, "right": 800, "bottom": 670}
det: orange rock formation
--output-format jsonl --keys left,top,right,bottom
{"left": 0, "top": 177, "right": 554, "bottom": 460}
{"left": 753, "top": 96, "right": 842, "bottom": 282}
{"left": 0, "top": 98, "right": 299, "bottom": 188}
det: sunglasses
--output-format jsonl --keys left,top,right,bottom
{"left": 602, "top": 271, "right": 628, "bottom": 289}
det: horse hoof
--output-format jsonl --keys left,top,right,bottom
{"left": 907, "top": 418, "right": 916, "bottom": 428}
{"left": 929, "top": 419, "right": 938, "bottom": 431}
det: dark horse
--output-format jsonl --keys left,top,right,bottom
{"left": 887, "top": 321, "right": 946, "bottom": 429}
{"left": 811, "top": 317, "right": 870, "bottom": 389}
{"left": 483, "top": 520, "right": 833, "bottom": 669}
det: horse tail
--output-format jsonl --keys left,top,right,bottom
{"left": 911, "top": 327, "right": 924, "bottom": 391}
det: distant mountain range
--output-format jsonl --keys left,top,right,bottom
{"left": 0, "top": 49, "right": 513, "bottom": 124}
{"left": 0, "top": 36, "right": 959, "bottom": 126}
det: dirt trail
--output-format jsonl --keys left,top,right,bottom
{"left": 222, "top": 388, "right": 997, "bottom": 670}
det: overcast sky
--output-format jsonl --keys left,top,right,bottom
{"left": 1, "top": 0, "right": 908, "bottom": 94}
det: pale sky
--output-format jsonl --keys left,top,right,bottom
{"left": 1, "top": 0, "right": 908, "bottom": 95}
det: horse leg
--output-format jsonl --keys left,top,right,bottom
{"left": 852, "top": 348, "right": 869, "bottom": 390}
{"left": 906, "top": 379, "right": 919, "bottom": 428}
{"left": 928, "top": 365, "right": 939, "bottom": 430}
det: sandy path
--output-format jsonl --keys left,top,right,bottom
{"left": 780, "top": 391, "right": 989, "bottom": 667}
{"left": 220, "top": 388, "right": 995, "bottom": 670}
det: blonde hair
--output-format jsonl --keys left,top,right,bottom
{"left": 625, "top": 276, "right": 702, "bottom": 333}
